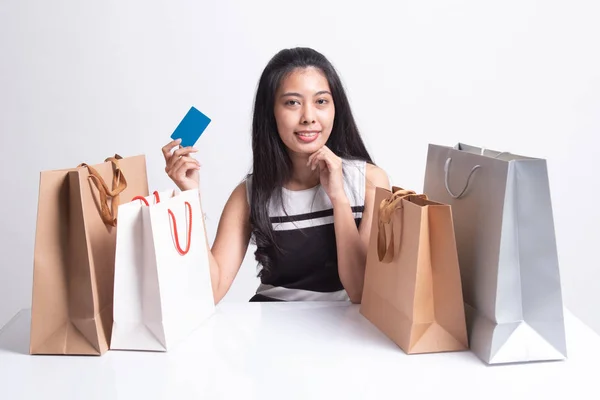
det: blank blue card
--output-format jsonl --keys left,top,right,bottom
{"left": 170, "top": 106, "right": 211, "bottom": 147}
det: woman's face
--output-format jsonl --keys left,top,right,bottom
{"left": 274, "top": 67, "right": 335, "bottom": 156}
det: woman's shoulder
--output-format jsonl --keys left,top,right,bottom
{"left": 340, "top": 158, "right": 367, "bottom": 179}
{"left": 340, "top": 158, "right": 389, "bottom": 187}
{"left": 243, "top": 174, "right": 252, "bottom": 205}
{"left": 343, "top": 159, "right": 391, "bottom": 198}
{"left": 223, "top": 179, "right": 249, "bottom": 208}
{"left": 244, "top": 173, "right": 252, "bottom": 187}
{"left": 365, "top": 163, "right": 390, "bottom": 188}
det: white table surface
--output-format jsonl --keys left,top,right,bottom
{"left": 1, "top": 302, "right": 599, "bottom": 400}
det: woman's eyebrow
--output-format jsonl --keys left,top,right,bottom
{"left": 280, "top": 90, "right": 331, "bottom": 98}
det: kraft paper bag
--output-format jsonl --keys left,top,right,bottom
{"left": 30, "top": 155, "right": 149, "bottom": 355}
{"left": 110, "top": 188, "right": 215, "bottom": 351}
{"left": 360, "top": 186, "right": 468, "bottom": 354}
{"left": 423, "top": 143, "right": 567, "bottom": 364}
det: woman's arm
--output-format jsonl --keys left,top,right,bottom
{"left": 202, "top": 182, "right": 252, "bottom": 304}
{"left": 162, "top": 140, "right": 252, "bottom": 304}
{"left": 332, "top": 164, "right": 390, "bottom": 303}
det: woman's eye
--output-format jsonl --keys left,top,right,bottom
{"left": 317, "top": 99, "right": 328, "bottom": 105}
{"left": 286, "top": 100, "right": 300, "bottom": 106}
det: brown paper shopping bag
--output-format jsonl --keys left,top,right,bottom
{"left": 360, "top": 186, "right": 468, "bottom": 354}
{"left": 30, "top": 154, "right": 149, "bottom": 355}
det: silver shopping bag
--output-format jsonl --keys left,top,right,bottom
{"left": 422, "top": 143, "right": 567, "bottom": 364}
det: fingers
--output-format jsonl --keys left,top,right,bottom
{"left": 173, "top": 155, "right": 200, "bottom": 171}
{"left": 166, "top": 147, "right": 198, "bottom": 170}
{"left": 318, "top": 159, "right": 327, "bottom": 172}
{"left": 162, "top": 139, "right": 182, "bottom": 163}
{"left": 166, "top": 156, "right": 201, "bottom": 180}
{"left": 308, "top": 151, "right": 324, "bottom": 171}
{"left": 162, "top": 139, "right": 198, "bottom": 164}
{"left": 307, "top": 145, "right": 336, "bottom": 167}
{"left": 307, "top": 147, "right": 325, "bottom": 169}
{"left": 308, "top": 147, "right": 339, "bottom": 171}
{"left": 172, "top": 146, "right": 198, "bottom": 160}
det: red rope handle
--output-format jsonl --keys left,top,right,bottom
{"left": 168, "top": 201, "right": 192, "bottom": 256}
{"left": 131, "top": 191, "right": 161, "bottom": 206}
{"left": 131, "top": 196, "right": 150, "bottom": 206}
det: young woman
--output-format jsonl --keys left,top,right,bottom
{"left": 162, "top": 47, "right": 390, "bottom": 304}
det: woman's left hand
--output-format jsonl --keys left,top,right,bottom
{"left": 307, "top": 146, "right": 347, "bottom": 203}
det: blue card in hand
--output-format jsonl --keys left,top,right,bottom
{"left": 170, "top": 106, "right": 211, "bottom": 147}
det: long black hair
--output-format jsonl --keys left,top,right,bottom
{"left": 249, "top": 47, "right": 374, "bottom": 278}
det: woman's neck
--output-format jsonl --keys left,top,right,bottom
{"left": 284, "top": 152, "right": 320, "bottom": 191}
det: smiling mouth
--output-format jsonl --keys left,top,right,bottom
{"left": 294, "top": 130, "right": 320, "bottom": 143}
{"left": 295, "top": 131, "right": 320, "bottom": 138}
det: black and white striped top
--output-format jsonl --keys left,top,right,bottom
{"left": 246, "top": 159, "right": 366, "bottom": 302}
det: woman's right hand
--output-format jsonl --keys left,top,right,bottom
{"left": 162, "top": 139, "right": 201, "bottom": 191}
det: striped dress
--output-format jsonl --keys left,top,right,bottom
{"left": 246, "top": 159, "right": 366, "bottom": 302}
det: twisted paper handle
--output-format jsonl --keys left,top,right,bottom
{"left": 377, "top": 187, "right": 427, "bottom": 263}
{"left": 79, "top": 155, "right": 127, "bottom": 227}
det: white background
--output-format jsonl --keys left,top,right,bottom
{"left": 1, "top": 0, "right": 598, "bottom": 333}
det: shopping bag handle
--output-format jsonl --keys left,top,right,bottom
{"left": 444, "top": 158, "right": 480, "bottom": 199}
{"left": 377, "top": 187, "right": 427, "bottom": 263}
{"left": 445, "top": 148, "right": 511, "bottom": 199}
{"left": 131, "top": 191, "right": 161, "bottom": 206}
{"left": 79, "top": 155, "right": 127, "bottom": 227}
{"left": 168, "top": 201, "right": 192, "bottom": 256}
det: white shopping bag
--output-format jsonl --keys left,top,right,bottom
{"left": 111, "top": 189, "right": 215, "bottom": 351}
